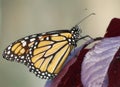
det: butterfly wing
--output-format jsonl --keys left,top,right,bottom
{"left": 2, "top": 34, "right": 39, "bottom": 65}
{"left": 27, "top": 32, "right": 74, "bottom": 79}
{"left": 3, "top": 30, "right": 74, "bottom": 79}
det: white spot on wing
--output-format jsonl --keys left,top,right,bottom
{"left": 24, "top": 37, "right": 29, "bottom": 40}
{"left": 7, "top": 51, "right": 10, "bottom": 54}
{"left": 8, "top": 46, "right": 11, "bottom": 50}
{"left": 51, "top": 34, "right": 58, "bottom": 36}
{"left": 31, "top": 35, "right": 37, "bottom": 37}
{"left": 30, "top": 38, "right": 35, "bottom": 42}
{"left": 42, "top": 72, "right": 45, "bottom": 75}
{"left": 15, "top": 56, "right": 17, "bottom": 59}
{"left": 21, "top": 40, "right": 25, "bottom": 43}
{"left": 46, "top": 37, "right": 49, "bottom": 40}
{"left": 21, "top": 56, "right": 24, "bottom": 59}
{"left": 11, "top": 54, "right": 13, "bottom": 57}
{"left": 48, "top": 74, "right": 51, "bottom": 77}
{"left": 22, "top": 42, "right": 26, "bottom": 47}
{"left": 35, "top": 42, "right": 38, "bottom": 45}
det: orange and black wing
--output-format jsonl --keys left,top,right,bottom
{"left": 27, "top": 32, "right": 74, "bottom": 79}
{"left": 3, "top": 30, "right": 74, "bottom": 79}
{"left": 2, "top": 34, "right": 39, "bottom": 65}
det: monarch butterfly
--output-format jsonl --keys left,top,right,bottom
{"left": 2, "top": 13, "right": 95, "bottom": 79}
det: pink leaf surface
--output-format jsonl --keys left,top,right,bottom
{"left": 81, "top": 36, "right": 120, "bottom": 87}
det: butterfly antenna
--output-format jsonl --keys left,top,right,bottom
{"left": 75, "top": 13, "right": 95, "bottom": 26}
{"left": 76, "top": 13, "right": 96, "bottom": 41}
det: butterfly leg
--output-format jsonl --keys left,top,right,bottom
{"left": 78, "top": 35, "right": 93, "bottom": 41}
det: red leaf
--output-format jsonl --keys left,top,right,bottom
{"left": 108, "top": 48, "right": 120, "bottom": 87}
{"left": 104, "top": 18, "right": 120, "bottom": 37}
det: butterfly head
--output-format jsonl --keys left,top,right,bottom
{"left": 71, "top": 25, "right": 81, "bottom": 40}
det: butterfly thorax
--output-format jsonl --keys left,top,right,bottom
{"left": 70, "top": 25, "right": 81, "bottom": 47}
